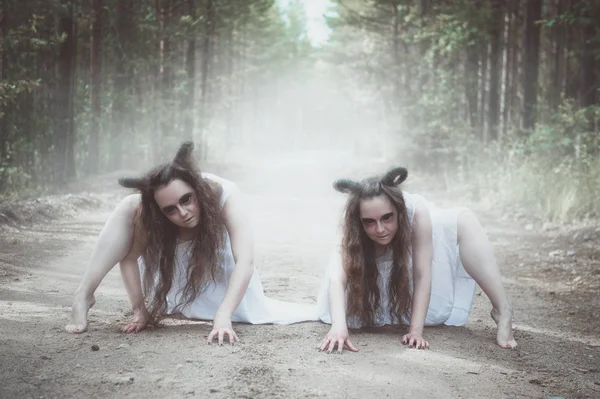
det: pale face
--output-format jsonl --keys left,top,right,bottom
{"left": 359, "top": 194, "right": 398, "bottom": 250}
{"left": 154, "top": 179, "right": 200, "bottom": 234}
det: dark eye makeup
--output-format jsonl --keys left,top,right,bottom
{"left": 362, "top": 212, "right": 395, "bottom": 224}
{"left": 161, "top": 192, "right": 194, "bottom": 214}
{"left": 180, "top": 193, "right": 192, "bottom": 204}
{"left": 163, "top": 205, "right": 176, "bottom": 214}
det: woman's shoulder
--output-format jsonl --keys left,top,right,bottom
{"left": 201, "top": 172, "right": 239, "bottom": 208}
{"left": 401, "top": 191, "right": 428, "bottom": 203}
{"left": 201, "top": 171, "right": 229, "bottom": 184}
{"left": 402, "top": 191, "right": 431, "bottom": 225}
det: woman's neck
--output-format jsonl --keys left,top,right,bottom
{"left": 374, "top": 243, "right": 388, "bottom": 257}
{"left": 177, "top": 227, "right": 195, "bottom": 241}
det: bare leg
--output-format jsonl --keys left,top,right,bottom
{"left": 457, "top": 210, "right": 517, "bottom": 349}
{"left": 65, "top": 194, "right": 141, "bottom": 334}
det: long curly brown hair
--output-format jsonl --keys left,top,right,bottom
{"left": 119, "top": 142, "right": 225, "bottom": 322}
{"left": 334, "top": 167, "right": 413, "bottom": 327}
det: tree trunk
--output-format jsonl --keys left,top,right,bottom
{"left": 579, "top": 16, "right": 597, "bottom": 109}
{"left": 502, "top": 0, "right": 515, "bottom": 136}
{"left": 564, "top": 27, "right": 578, "bottom": 100}
{"left": 549, "top": 0, "right": 565, "bottom": 111}
{"left": 521, "top": 0, "right": 542, "bottom": 133}
{"left": 0, "top": 0, "right": 9, "bottom": 165}
{"left": 199, "top": 0, "right": 214, "bottom": 160}
{"left": 238, "top": 19, "right": 247, "bottom": 140}
{"left": 183, "top": 0, "right": 196, "bottom": 138}
{"left": 66, "top": 14, "right": 77, "bottom": 179}
{"left": 112, "top": 0, "right": 134, "bottom": 169}
{"left": 160, "top": 0, "right": 173, "bottom": 141}
{"left": 419, "top": 0, "right": 430, "bottom": 92}
{"left": 487, "top": 0, "right": 504, "bottom": 142}
{"left": 579, "top": 3, "right": 599, "bottom": 134}
{"left": 200, "top": 0, "right": 213, "bottom": 109}
{"left": 88, "top": 0, "right": 103, "bottom": 174}
{"left": 53, "top": 4, "right": 76, "bottom": 184}
{"left": 392, "top": 2, "right": 400, "bottom": 106}
{"left": 39, "top": 29, "right": 55, "bottom": 185}
{"left": 477, "top": 39, "right": 488, "bottom": 141}
{"left": 465, "top": 41, "right": 479, "bottom": 132}
{"left": 152, "top": 0, "right": 164, "bottom": 163}
{"left": 509, "top": 2, "right": 522, "bottom": 130}
{"left": 0, "top": 0, "right": 5, "bottom": 79}
{"left": 225, "top": 18, "right": 235, "bottom": 144}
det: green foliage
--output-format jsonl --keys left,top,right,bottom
{"left": 420, "top": 1, "right": 490, "bottom": 58}
{"left": 474, "top": 104, "right": 600, "bottom": 221}
{"left": 0, "top": 80, "right": 40, "bottom": 119}
{"left": 2, "top": 0, "right": 598, "bottom": 225}
{"left": 0, "top": 0, "right": 315, "bottom": 194}
{"left": 0, "top": 166, "right": 32, "bottom": 193}
{"left": 324, "top": 0, "right": 600, "bottom": 223}
{"left": 544, "top": 1, "right": 600, "bottom": 27}
{"left": 406, "top": 69, "right": 471, "bottom": 148}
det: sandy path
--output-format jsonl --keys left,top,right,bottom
{"left": 1, "top": 156, "right": 599, "bottom": 398}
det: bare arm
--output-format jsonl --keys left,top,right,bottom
{"left": 216, "top": 185, "right": 254, "bottom": 318}
{"left": 328, "top": 251, "right": 349, "bottom": 328}
{"left": 404, "top": 202, "right": 433, "bottom": 348}
{"left": 318, "top": 249, "right": 358, "bottom": 354}
{"left": 208, "top": 184, "right": 254, "bottom": 344}
{"left": 119, "top": 221, "right": 147, "bottom": 313}
{"left": 116, "top": 200, "right": 152, "bottom": 333}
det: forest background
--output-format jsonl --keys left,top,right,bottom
{"left": 1, "top": 0, "right": 599, "bottom": 223}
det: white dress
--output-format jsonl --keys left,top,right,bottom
{"left": 316, "top": 192, "right": 477, "bottom": 328}
{"left": 139, "top": 173, "right": 319, "bottom": 324}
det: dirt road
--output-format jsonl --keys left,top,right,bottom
{"left": 1, "top": 156, "right": 599, "bottom": 398}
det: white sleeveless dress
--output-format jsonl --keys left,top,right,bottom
{"left": 316, "top": 192, "right": 477, "bottom": 328}
{"left": 139, "top": 173, "right": 319, "bottom": 324}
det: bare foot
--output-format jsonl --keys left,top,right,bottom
{"left": 65, "top": 293, "right": 96, "bottom": 334}
{"left": 121, "top": 307, "right": 152, "bottom": 334}
{"left": 490, "top": 308, "right": 517, "bottom": 349}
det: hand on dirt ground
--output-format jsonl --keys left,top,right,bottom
{"left": 318, "top": 324, "right": 359, "bottom": 354}
{"left": 121, "top": 307, "right": 151, "bottom": 334}
{"left": 207, "top": 314, "right": 240, "bottom": 345}
{"left": 401, "top": 332, "right": 429, "bottom": 349}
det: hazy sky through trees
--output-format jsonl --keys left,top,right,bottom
{"left": 278, "top": 0, "right": 332, "bottom": 45}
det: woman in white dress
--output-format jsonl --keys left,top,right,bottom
{"left": 66, "top": 141, "right": 317, "bottom": 344}
{"left": 316, "top": 166, "right": 517, "bottom": 353}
